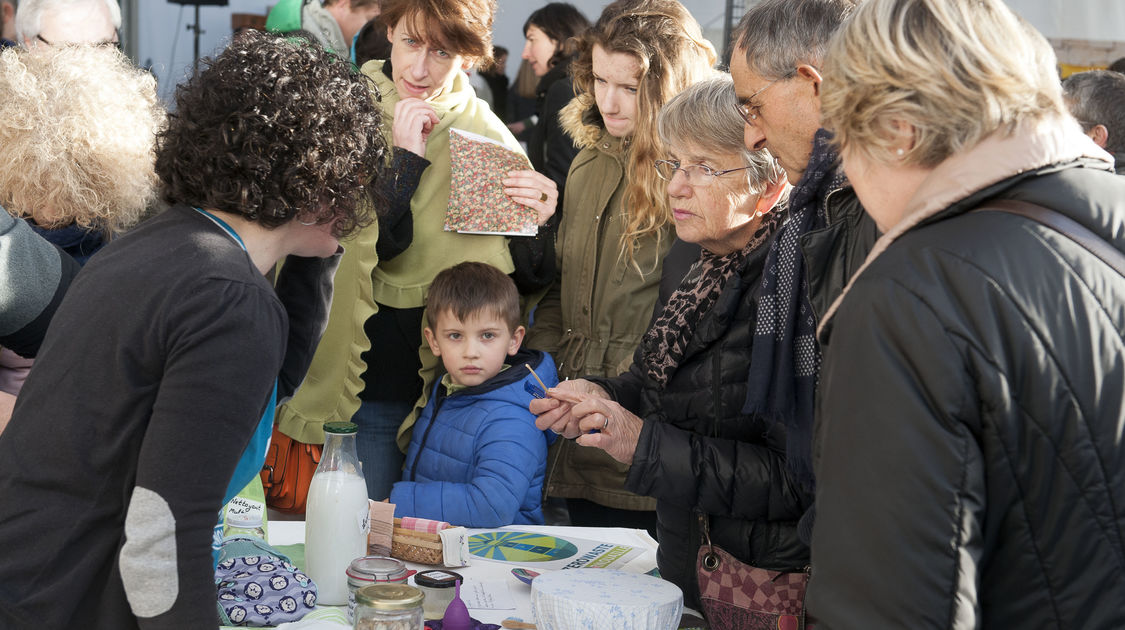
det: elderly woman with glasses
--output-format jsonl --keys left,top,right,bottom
{"left": 808, "top": 0, "right": 1125, "bottom": 626}
{"left": 532, "top": 76, "right": 812, "bottom": 611}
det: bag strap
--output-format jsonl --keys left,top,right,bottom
{"left": 697, "top": 512, "right": 719, "bottom": 571}
{"left": 975, "top": 199, "right": 1125, "bottom": 278}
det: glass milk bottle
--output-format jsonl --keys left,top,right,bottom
{"left": 305, "top": 422, "right": 370, "bottom": 605}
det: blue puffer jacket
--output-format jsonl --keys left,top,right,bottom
{"left": 390, "top": 348, "right": 559, "bottom": 527}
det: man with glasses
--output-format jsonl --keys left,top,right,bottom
{"left": 727, "top": 0, "right": 877, "bottom": 550}
{"left": 1063, "top": 69, "right": 1125, "bottom": 174}
{"left": 16, "top": 0, "right": 119, "bottom": 49}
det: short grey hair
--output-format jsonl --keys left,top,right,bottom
{"left": 657, "top": 75, "right": 785, "bottom": 194}
{"left": 732, "top": 0, "right": 857, "bottom": 80}
{"left": 1063, "top": 70, "right": 1125, "bottom": 155}
{"left": 15, "top": 0, "right": 120, "bottom": 43}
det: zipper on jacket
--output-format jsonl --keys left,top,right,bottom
{"left": 822, "top": 187, "right": 842, "bottom": 224}
{"left": 407, "top": 388, "right": 452, "bottom": 482}
{"left": 712, "top": 351, "right": 723, "bottom": 438}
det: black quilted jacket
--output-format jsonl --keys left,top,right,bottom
{"left": 591, "top": 235, "right": 812, "bottom": 610}
{"left": 810, "top": 132, "right": 1125, "bottom": 628}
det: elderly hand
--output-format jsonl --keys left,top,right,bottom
{"left": 572, "top": 397, "right": 644, "bottom": 465}
{"left": 392, "top": 98, "right": 440, "bottom": 157}
{"left": 530, "top": 379, "right": 608, "bottom": 439}
{"left": 503, "top": 169, "right": 557, "bottom": 226}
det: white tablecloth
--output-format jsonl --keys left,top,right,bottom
{"left": 268, "top": 521, "right": 661, "bottom": 626}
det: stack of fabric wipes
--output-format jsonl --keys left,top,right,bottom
{"left": 531, "top": 569, "right": 683, "bottom": 630}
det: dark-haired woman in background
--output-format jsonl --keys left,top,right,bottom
{"left": 517, "top": 2, "right": 589, "bottom": 201}
{"left": 0, "top": 31, "right": 386, "bottom": 627}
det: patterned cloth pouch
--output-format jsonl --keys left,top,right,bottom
{"left": 216, "top": 536, "right": 318, "bottom": 626}
{"left": 695, "top": 516, "right": 815, "bottom": 630}
{"left": 446, "top": 128, "right": 536, "bottom": 236}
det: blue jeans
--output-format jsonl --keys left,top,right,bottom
{"left": 351, "top": 398, "right": 412, "bottom": 500}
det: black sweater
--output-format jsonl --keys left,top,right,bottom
{"left": 0, "top": 205, "right": 336, "bottom": 628}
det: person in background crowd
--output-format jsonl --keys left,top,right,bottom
{"left": 526, "top": 0, "right": 716, "bottom": 535}
{"left": 352, "top": 10, "right": 391, "bottom": 66}
{"left": 0, "top": 45, "right": 161, "bottom": 263}
{"left": 1063, "top": 69, "right": 1125, "bottom": 173}
{"left": 0, "top": 31, "right": 386, "bottom": 628}
{"left": 480, "top": 45, "right": 510, "bottom": 122}
{"left": 467, "top": 60, "right": 494, "bottom": 111}
{"left": 0, "top": 1, "right": 17, "bottom": 47}
{"left": 517, "top": 3, "right": 589, "bottom": 205}
{"left": 728, "top": 0, "right": 877, "bottom": 543}
{"left": 0, "top": 45, "right": 162, "bottom": 429}
{"left": 16, "top": 0, "right": 118, "bottom": 48}
{"left": 507, "top": 58, "right": 539, "bottom": 132}
{"left": 809, "top": 0, "right": 1125, "bottom": 626}
{"left": 0, "top": 211, "right": 78, "bottom": 433}
{"left": 266, "top": 0, "right": 381, "bottom": 59}
{"left": 275, "top": 0, "right": 558, "bottom": 502}
{"left": 533, "top": 76, "right": 805, "bottom": 613}
{"left": 1108, "top": 56, "right": 1125, "bottom": 74}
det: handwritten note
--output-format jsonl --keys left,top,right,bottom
{"left": 225, "top": 496, "right": 264, "bottom": 523}
{"left": 463, "top": 579, "right": 516, "bottom": 610}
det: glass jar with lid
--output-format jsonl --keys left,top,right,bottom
{"left": 353, "top": 584, "right": 424, "bottom": 630}
{"left": 413, "top": 569, "right": 464, "bottom": 619}
{"left": 346, "top": 556, "right": 411, "bottom": 621}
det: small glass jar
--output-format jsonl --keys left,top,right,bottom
{"left": 346, "top": 556, "right": 411, "bottom": 621}
{"left": 353, "top": 584, "right": 424, "bottom": 630}
{"left": 413, "top": 570, "right": 463, "bottom": 620}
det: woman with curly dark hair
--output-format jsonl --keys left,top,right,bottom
{"left": 0, "top": 31, "right": 386, "bottom": 628}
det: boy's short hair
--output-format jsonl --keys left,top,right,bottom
{"left": 426, "top": 262, "right": 519, "bottom": 332}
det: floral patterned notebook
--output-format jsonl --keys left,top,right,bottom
{"left": 446, "top": 128, "right": 537, "bottom": 236}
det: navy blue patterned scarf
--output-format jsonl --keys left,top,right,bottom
{"left": 743, "top": 128, "right": 844, "bottom": 491}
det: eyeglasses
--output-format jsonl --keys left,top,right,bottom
{"left": 35, "top": 31, "right": 121, "bottom": 49}
{"left": 735, "top": 68, "right": 797, "bottom": 125}
{"left": 654, "top": 160, "right": 751, "bottom": 186}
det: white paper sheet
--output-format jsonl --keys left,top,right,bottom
{"left": 463, "top": 579, "right": 516, "bottom": 610}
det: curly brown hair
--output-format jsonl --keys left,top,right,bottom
{"left": 155, "top": 30, "right": 386, "bottom": 238}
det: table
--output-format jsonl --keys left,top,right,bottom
{"left": 268, "top": 521, "right": 662, "bottom": 626}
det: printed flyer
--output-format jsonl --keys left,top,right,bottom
{"left": 466, "top": 530, "right": 643, "bottom": 571}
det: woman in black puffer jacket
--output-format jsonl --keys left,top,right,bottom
{"left": 531, "top": 77, "right": 810, "bottom": 610}
{"left": 808, "top": 1, "right": 1125, "bottom": 627}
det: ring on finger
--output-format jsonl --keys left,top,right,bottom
{"left": 539, "top": 191, "right": 548, "bottom": 202}
{"left": 602, "top": 415, "right": 609, "bottom": 430}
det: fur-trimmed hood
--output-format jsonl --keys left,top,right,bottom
{"left": 560, "top": 92, "right": 607, "bottom": 150}
{"left": 817, "top": 115, "right": 1114, "bottom": 337}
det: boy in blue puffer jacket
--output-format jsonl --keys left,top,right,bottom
{"left": 389, "top": 262, "right": 558, "bottom": 527}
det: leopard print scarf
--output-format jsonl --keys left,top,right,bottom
{"left": 642, "top": 209, "right": 786, "bottom": 387}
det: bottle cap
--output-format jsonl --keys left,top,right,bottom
{"left": 324, "top": 422, "right": 359, "bottom": 434}
{"left": 415, "top": 570, "right": 464, "bottom": 589}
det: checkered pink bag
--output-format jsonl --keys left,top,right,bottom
{"left": 695, "top": 516, "right": 815, "bottom": 630}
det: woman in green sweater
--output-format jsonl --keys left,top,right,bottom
{"left": 277, "top": 0, "right": 559, "bottom": 500}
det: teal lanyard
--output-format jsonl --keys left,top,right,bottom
{"left": 194, "top": 207, "right": 247, "bottom": 251}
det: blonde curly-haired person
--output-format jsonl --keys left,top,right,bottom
{"left": 0, "top": 44, "right": 162, "bottom": 429}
